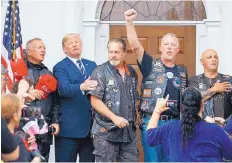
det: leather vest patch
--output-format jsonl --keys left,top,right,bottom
{"left": 92, "top": 62, "right": 138, "bottom": 134}
{"left": 140, "top": 59, "right": 187, "bottom": 114}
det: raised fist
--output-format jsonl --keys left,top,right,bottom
{"left": 124, "top": 9, "right": 137, "bottom": 21}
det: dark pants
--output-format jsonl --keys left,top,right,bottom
{"left": 55, "top": 135, "right": 95, "bottom": 162}
{"left": 93, "top": 133, "right": 139, "bottom": 162}
{"left": 37, "top": 141, "right": 50, "bottom": 162}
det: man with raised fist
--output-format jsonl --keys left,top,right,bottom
{"left": 124, "top": 9, "right": 188, "bottom": 162}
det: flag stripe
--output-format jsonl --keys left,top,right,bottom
{"left": 2, "top": 0, "right": 23, "bottom": 91}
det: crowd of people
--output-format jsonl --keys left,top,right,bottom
{"left": 1, "top": 8, "right": 232, "bottom": 162}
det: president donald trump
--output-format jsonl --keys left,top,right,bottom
{"left": 53, "top": 33, "right": 97, "bottom": 162}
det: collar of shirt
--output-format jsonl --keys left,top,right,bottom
{"left": 67, "top": 56, "right": 82, "bottom": 66}
{"left": 108, "top": 61, "right": 130, "bottom": 76}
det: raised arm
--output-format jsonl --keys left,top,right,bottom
{"left": 124, "top": 9, "right": 144, "bottom": 64}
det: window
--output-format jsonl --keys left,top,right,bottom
{"left": 99, "top": 0, "right": 206, "bottom": 21}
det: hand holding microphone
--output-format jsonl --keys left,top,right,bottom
{"left": 109, "top": 118, "right": 134, "bottom": 132}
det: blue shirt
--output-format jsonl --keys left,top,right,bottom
{"left": 224, "top": 117, "right": 232, "bottom": 135}
{"left": 146, "top": 120, "right": 232, "bottom": 162}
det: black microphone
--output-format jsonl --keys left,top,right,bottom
{"left": 108, "top": 119, "right": 134, "bottom": 132}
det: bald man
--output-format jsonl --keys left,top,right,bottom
{"left": 189, "top": 49, "right": 232, "bottom": 123}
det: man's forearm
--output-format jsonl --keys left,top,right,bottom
{"left": 201, "top": 88, "right": 217, "bottom": 101}
{"left": 90, "top": 96, "right": 116, "bottom": 121}
{"left": 126, "top": 20, "right": 144, "bottom": 64}
{"left": 126, "top": 21, "right": 140, "bottom": 49}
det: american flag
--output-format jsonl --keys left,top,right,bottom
{"left": 1, "top": 0, "right": 24, "bottom": 91}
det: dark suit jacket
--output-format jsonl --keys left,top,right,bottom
{"left": 53, "top": 57, "right": 97, "bottom": 138}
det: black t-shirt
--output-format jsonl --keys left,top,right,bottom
{"left": 162, "top": 64, "right": 180, "bottom": 115}
{"left": 138, "top": 51, "right": 180, "bottom": 116}
{"left": 203, "top": 74, "right": 224, "bottom": 117}
{"left": 1, "top": 117, "right": 18, "bottom": 154}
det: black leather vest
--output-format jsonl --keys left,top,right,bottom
{"left": 92, "top": 62, "right": 138, "bottom": 134}
{"left": 194, "top": 73, "right": 232, "bottom": 119}
{"left": 139, "top": 58, "right": 187, "bottom": 114}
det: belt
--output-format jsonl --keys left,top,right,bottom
{"left": 142, "top": 112, "right": 175, "bottom": 121}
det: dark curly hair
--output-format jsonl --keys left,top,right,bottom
{"left": 181, "top": 87, "right": 202, "bottom": 147}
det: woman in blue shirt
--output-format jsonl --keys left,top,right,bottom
{"left": 146, "top": 87, "right": 232, "bottom": 162}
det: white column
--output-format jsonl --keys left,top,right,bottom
{"left": 60, "top": 1, "right": 83, "bottom": 36}
{"left": 95, "top": 24, "right": 110, "bottom": 65}
{"left": 218, "top": 1, "right": 232, "bottom": 75}
{"left": 81, "top": 0, "right": 100, "bottom": 62}
{"left": 82, "top": 20, "right": 99, "bottom": 62}
{"left": 195, "top": 1, "right": 221, "bottom": 75}
{"left": 196, "top": 23, "right": 208, "bottom": 75}
{"left": 196, "top": 22, "right": 221, "bottom": 75}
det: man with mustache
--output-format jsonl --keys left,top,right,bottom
{"left": 124, "top": 9, "right": 188, "bottom": 162}
{"left": 24, "top": 38, "right": 60, "bottom": 162}
{"left": 189, "top": 49, "right": 232, "bottom": 124}
{"left": 53, "top": 33, "right": 96, "bottom": 162}
{"left": 88, "top": 38, "right": 139, "bottom": 162}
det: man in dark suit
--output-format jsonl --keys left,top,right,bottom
{"left": 53, "top": 33, "right": 97, "bottom": 162}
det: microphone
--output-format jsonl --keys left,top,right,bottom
{"left": 108, "top": 119, "right": 134, "bottom": 132}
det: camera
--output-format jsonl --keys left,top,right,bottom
{"left": 166, "top": 100, "right": 177, "bottom": 108}
{"left": 166, "top": 100, "right": 179, "bottom": 116}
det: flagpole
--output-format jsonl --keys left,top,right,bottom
{"left": 2, "top": 0, "right": 24, "bottom": 90}
{"left": 12, "top": 0, "right": 17, "bottom": 83}
{"left": 12, "top": 0, "right": 16, "bottom": 60}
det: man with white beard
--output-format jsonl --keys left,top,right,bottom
{"left": 88, "top": 38, "right": 139, "bottom": 162}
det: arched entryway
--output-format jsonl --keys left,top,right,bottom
{"left": 95, "top": 1, "right": 207, "bottom": 161}
{"left": 96, "top": 1, "right": 206, "bottom": 21}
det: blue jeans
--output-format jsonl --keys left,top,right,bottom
{"left": 140, "top": 117, "right": 169, "bottom": 162}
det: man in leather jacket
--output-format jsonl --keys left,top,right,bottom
{"left": 24, "top": 38, "right": 60, "bottom": 162}
{"left": 189, "top": 49, "right": 232, "bottom": 123}
{"left": 124, "top": 9, "right": 188, "bottom": 162}
{"left": 88, "top": 38, "right": 139, "bottom": 162}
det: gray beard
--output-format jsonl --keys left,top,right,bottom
{"left": 109, "top": 60, "right": 120, "bottom": 66}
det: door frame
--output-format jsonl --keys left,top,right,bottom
{"left": 83, "top": 0, "right": 222, "bottom": 75}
